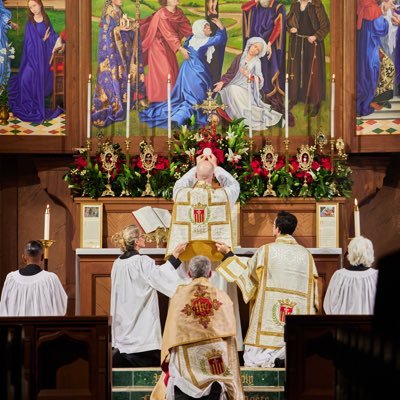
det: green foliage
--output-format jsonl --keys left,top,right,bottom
{"left": 64, "top": 120, "right": 352, "bottom": 204}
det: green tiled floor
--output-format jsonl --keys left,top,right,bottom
{"left": 112, "top": 367, "right": 286, "bottom": 399}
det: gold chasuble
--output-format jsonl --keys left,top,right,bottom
{"left": 165, "top": 184, "right": 233, "bottom": 261}
{"left": 151, "top": 278, "right": 244, "bottom": 400}
{"left": 217, "top": 235, "right": 319, "bottom": 349}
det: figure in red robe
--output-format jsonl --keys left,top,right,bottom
{"left": 140, "top": 0, "right": 192, "bottom": 103}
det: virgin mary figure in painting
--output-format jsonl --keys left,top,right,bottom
{"left": 286, "top": 0, "right": 330, "bottom": 117}
{"left": 8, "top": 0, "right": 63, "bottom": 123}
{"left": 213, "top": 37, "right": 282, "bottom": 130}
{"left": 140, "top": 0, "right": 192, "bottom": 103}
{"left": 140, "top": 19, "right": 227, "bottom": 128}
{"left": 92, "top": 0, "right": 146, "bottom": 128}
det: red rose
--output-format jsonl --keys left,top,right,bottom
{"left": 75, "top": 156, "right": 87, "bottom": 170}
{"left": 250, "top": 159, "right": 267, "bottom": 177}
{"left": 320, "top": 157, "right": 332, "bottom": 170}
{"left": 275, "top": 156, "right": 285, "bottom": 170}
{"left": 311, "top": 161, "right": 320, "bottom": 170}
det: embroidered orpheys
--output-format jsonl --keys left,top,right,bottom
{"left": 181, "top": 284, "right": 223, "bottom": 328}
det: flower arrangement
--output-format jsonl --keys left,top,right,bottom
{"left": 64, "top": 120, "right": 352, "bottom": 203}
{"left": 0, "top": 42, "right": 15, "bottom": 107}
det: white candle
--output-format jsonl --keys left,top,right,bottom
{"left": 331, "top": 74, "right": 335, "bottom": 139}
{"left": 167, "top": 74, "right": 171, "bottom": 139}
{"left": 126, "top": 74, "right": 131, "bottom": 139}
{"left": 285, "top": 73, "right": 289, "bottom": 139}
{"left": 248, "top": 74, "right": 253, "bottom": 139}
{"left": 354, "top": 198, "right": 360, "bottom": 237}
{"left": 87, "top": 74, "right": 91, "bottom": 139}
{"left": 44, "top": 204, "right": 50, "bottom": 240}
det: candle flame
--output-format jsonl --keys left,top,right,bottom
{"left": 354, "top": 198, "right": 358, "bottom": 206}
{"left": 46, "top": 204, "right": 50, "bottom": 213}
{"left": 332, "top": 74, "right": 335, "bottom": 81}
{"left": 88, "top": 74, "right": 91, "bottom": 80}
{"left": 128, "top": 73, "right": 131, "bottom": 80}
{"left": 286, "top": 73, "right": 289, "bottom": 80}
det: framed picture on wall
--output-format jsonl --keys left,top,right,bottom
{"left": 80, "top": 203, "right": 103, "bottom": 248}
{"left": 316, "top": 202, "right": 339, "bottom": 248}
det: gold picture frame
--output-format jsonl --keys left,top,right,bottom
{"left": 80, "top": 203, "right": 103, "bottom": 248}
{"left": 316, "top": 202, "right": 339, "bottom": 248}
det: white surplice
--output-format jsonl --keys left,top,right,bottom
{"left": 110, "top": 255, "right": 183, "bottom": 354}
{"left": 323, "top": 267, "right": 378, "bottom": 315}
{"left": 0, "top": 270, "right": 67, "bottom": 316}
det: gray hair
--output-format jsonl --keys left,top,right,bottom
{"left": 347, "top": 236, "right": 375, "bottom": 268}
{"left": 188, "top": 256, "right": 212, "bottom": 278}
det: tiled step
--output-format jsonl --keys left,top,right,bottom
{"left": 112, "top": 367, "right": 286, "bottom": 399}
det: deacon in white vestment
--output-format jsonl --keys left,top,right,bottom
{"left": 216, "top": 211, "right": 319, "bottom": 367}
{"left": 324, "top": 236, "right": 378, "bottom": 315}
{"left": 169, "top": 153, "right": 244, "bottom": 350}
{"left": 110, "top": 224, "right": 187, "bottom": 368}
{"left": 0, "top": 240, "right": 67, "bottom": 316}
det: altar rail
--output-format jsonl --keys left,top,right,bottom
{"left": 75, "top": 248, "right": 342, "bottom": 339}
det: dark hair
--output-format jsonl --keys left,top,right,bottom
{"left": 275, "top": 211, "right": 297, "bottom": 235}
{"left": 158, "top": 0, "right": 168, "bottom": 7}
{"left": 24, "top": 240, "right": 44, "bottom": 258}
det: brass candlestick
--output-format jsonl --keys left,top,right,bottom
{"left": 330, "top": 138, "right": 335, "bottom": 173}
{"left": 38, "top": 239, "right": 55, "bottom": 271}
{"left": 125, "top": 138, "right": 131, "bottom": 165}
{"left": 284, "top": 138, "right": 290, "bottom": 169}
{"left": 167, "top": 138, "right": 173, "bottom": 162}
{"left": 249, "top": 138, "right": 254, "bottom": 162}
{"left": 143, "top": 227, "right": 169, "bottom": 248}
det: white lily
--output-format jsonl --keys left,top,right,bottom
{"left": 226, "top": 148, "right": 242, "bottom": 163}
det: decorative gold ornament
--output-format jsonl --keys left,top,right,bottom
{"left": 140, "top": 142, "right": 157, "bottom": 197}
{"left": 261, "top": 144, "right": 277, "bottom": 197}
{"left": 314, "top": 128, "right": 328, "bottom": 152}
{"left": 100, "top": 142, "right": 119, "bottom": 196}
{"left": 193, "top": 89, "right": 227, "bottom": 125}
{"left": 336, "top": 138, "right": 347, "bottom": 159}
{"left": 143, "top": 227, "right": 168, "bottom": 248}
{"left": 297, "top": 145, "right": 314, "bottom": 192}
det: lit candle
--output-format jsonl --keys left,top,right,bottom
{"left": 167, "top": 74, "right": 171, "bottom": 139}
{"left": 331, "top": 74, "right": 335, "bottom": 139}
{"left": 248, "top": 74, "right": 253, "bottom": 139}
{"left": 87, "top": 74, "right": 91, "bottom": 139}
{"left": 44, "top": 204, "right": 50, "bottom": 240}
{"left": 126, "top": 74, "right": 131, "bottom": 139}
{"left": 285, "top": 73, "right": 289, "bottom": 139}
{"left": 354, "top": 198, "right": 360, "bottom": 237}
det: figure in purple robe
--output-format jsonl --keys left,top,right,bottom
{"left": 242, "top": 0, "right": 286, "bottom": 113}
{"left": 8, "top": 0, "right": 62, "bottom": 123}
{"left": 356, "top": 0, "right": 389, "bottom": 117}
{"left": 92, "top": 0, "right": 146, "bottom": 128}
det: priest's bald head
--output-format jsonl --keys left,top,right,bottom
{"left": 22, "top": 241, "right": 44, "bottom": 265}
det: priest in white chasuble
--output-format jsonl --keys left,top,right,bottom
{"left": 151, "top": 256, "right": 244, "bottom": 400}
{"left": 165, "top": 152, "right": 244, "bottom": 350}
{"left": 216, "top": 211, "right": 319, "bottom": 367}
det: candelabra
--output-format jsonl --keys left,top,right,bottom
{"left": 167, "top": 138, "right": 173, "bottom": 162}
{"left": 38, "top": 239, "right": 55, "bottom": 271}
{"left": 125, "top": 138, "right": 131, "bottom": 165}
{"left": 249, "top": 138, "right": 254, "bottom": 162}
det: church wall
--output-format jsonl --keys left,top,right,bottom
{"left": 1, "top": 153, "right": 399, "bottom": 315}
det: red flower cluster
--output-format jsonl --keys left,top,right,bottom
{"left": 250, "top": 157, "right": 268, "bottom": 178}
{"left": 196, "top": 130, "right": 225, "bottom": 164}
{"left": 74, "top": 156, "right": 87, "bottom": 170}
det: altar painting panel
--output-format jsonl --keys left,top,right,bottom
{"left": 0, "top": 0, "right": 66, "bottom": 137}
{"left": 355, "top": 0, "right": 400, "bottom": 136}
{"left": 90, "top": 0, "right": 331, "bottom": 139}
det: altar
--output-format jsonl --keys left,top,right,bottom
{"left": 75, "top": 247, "right": 342, "bottom": 335}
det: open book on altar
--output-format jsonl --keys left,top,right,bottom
{"left": 132, "top": 206, "right": 171, "bottom": 233}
